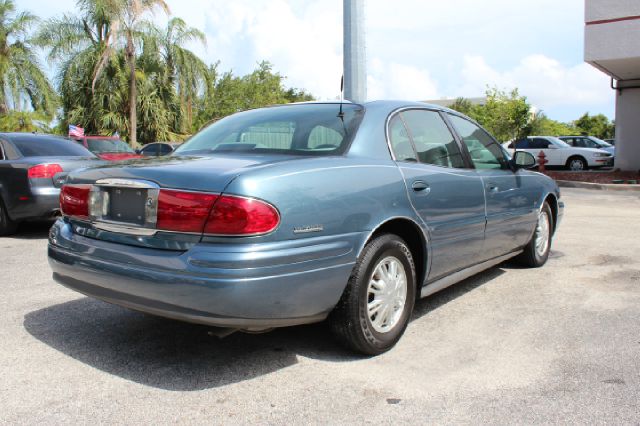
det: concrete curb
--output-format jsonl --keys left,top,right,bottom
{"left": 556, "top": 180, "right": 640, "bottom": 191}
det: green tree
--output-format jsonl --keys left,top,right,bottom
{"left": 141, "top": 17, "right": 209, "bottom": 133}
{"left": 0, "top": 110, "right": 52, "bottom": 132}
{"left": 93, "top": 0, "right": 170, "bottom": 145}
{"left": 195, "top": 61, "right": 315, "bottom": 130}
{"left": 527, "top": 112, "right": 576, "bottom": 136}
{"left": 573, "top": 113, "right": 615, "bottom": 139}
{"left": 0, "top": 0, "right": 56, "bottom": 116}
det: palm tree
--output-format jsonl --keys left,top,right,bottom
{"left": 0, "top": 0, "right": 56, "bottom": 116}
{"left": 142, "top": 17, "right": 208, "bottom": 132}
{"left": 94, "top": 0, "right": 170, "bottom": 145}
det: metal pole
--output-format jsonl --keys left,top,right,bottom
{"left": 343, "top": 0, "right": 366, "bottom": 103}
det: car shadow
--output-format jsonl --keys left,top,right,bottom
{"left": 8, "top": 221, "right": 54, "bottom": 240}
{"left": 24, "top": 266, "right": 506, "bottom": 391}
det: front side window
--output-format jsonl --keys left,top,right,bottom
{"left": 447, "top": 114, "right": 508, "bottom": 170}
{"left": 175, "top": 104, "right": 364, "bottom": 156}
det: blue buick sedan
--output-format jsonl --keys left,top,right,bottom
{"left": 48, "top": 101, "right": 563, "bottom": 355}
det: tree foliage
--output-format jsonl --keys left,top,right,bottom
{"left": 449, "top": 88, "right": 589, "bottom": 141}
{"left": 573, "top": 113, "right": 615, "bottom": 139}
{"left": 194, "top": 61, "right": 313, "bottom": 130}
{"left": 0, "top": 0, "right": 56, "bottom": 116}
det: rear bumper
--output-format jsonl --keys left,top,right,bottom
{"left": 48, "top": 220, "right": 360, "bottom": 328}
{"left": 10, "top": 187, "right": 61, "bottom": 221}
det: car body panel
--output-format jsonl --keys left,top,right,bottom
{"left": 48, "top": 101, "right": 563, "bottom": 329}
{"left": 0, "top": 134, "right": 103, "bottom": 222}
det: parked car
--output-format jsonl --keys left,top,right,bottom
{"left": 0, "top": 133, "right": 102, "bottom": 235}
{"left": 503, "top": 136, "right": 613, "bottom": 170}
{"left": 73, "top": 136, "right": 143, "bottom": 161}
{"left": 136, "top": 142, "right": 181, "bottom": 157}
{"left": 48, "top": 101, "right": 564, "bottom": 355}
{"left": 558, "top": 135, "right": 615, "bottom": 155}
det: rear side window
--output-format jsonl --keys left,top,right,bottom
{"left": 10, "top": 136, "right": 94, "bottom": 157}
{"left": 447, "top": 114, "right": 508, "bottom": 170}
{"left": 531, "top": 138, "right": 550, "bottom": 149}
{"left": 388, "top": 115, "right": 416, "bottom": 162}
{"left": 389, "top": 110, "right": 464, "bottom": 168}
{"left": 514, "top": 139, "right": 530, "bottom": 149}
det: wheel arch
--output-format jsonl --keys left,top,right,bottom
{"left": 565, "top": 154, "right": 587, "bottom": 169}
{"left": 358, "top": 217, "right": 429, "bottom": 292}
{"left": 543, "top": 193, "right": 559, "bottom": 234}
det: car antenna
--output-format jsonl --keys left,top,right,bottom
{"left": 338, "top": 75, "right": 345, "bottom": 119}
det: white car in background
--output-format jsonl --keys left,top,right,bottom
{"left": 503, "top": 136, "right": 613, "bottom": 171}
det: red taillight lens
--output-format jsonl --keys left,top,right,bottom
{"left": 60, "top": 185, "right": 91, "bottom": 219}
{"left": 204, "top": 195, "right": 280, "bottom": 235}
{"left": 156, "top": 190, "right": 218, "bottom": 233}
{"left": 28, "top": 163, "right": 63, "bottom": 179}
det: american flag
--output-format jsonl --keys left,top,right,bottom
{"left": 69, "top": 125, "right": 84, "bottom": 138}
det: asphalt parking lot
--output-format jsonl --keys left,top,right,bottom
{"left": 1, "top": 188, "right": 639, "bottom": 424}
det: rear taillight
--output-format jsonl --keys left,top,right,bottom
{"left": 157, "top": 190, "right": 279, "bottom": 235}
{"left": 204, "top": 195, "right": 280, "bottom": 235}
{"left": 28, "top": 163, "right": 63, "bottom": 179}
{"left": 156, "top": 190, "right": 219, "bottom": 233}
{"left": 60, "top": 184, "right": 91, "bottom": 219}
{"left": 59, "top": 185, "right": 280, "bottom": 236}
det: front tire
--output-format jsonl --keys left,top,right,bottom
{"left": 330, "top": 233, "right": 416, "bottom": 355}
{"left": 516, "top": 201, "right": 553, "bottom": 267}
{"left": 566, "top": 156, "right": 587, "bottom": 171}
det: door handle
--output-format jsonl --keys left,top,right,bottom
{"left": 411, "top": 180, "right": 430, "bottom": 192}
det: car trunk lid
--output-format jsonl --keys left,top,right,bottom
{"left": 63, "top": 154, "right": 299, "bottom": 249}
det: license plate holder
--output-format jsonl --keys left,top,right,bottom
{"left": 105, "top": 187, "right": 147, "bottom": 226}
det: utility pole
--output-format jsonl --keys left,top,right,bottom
{"left": 343, "top": 0, "right": 366, "bottom": 103}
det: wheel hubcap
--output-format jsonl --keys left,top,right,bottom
{"left": 570, "top": 160, "right": 584, "bottom": 170}
{"left": 367, "top": 256, "right": 407, "bottom": 333}
{"left": 535, "top": 211, "right": 550, "bottom": 257}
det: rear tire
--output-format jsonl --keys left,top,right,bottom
{"left": 566, "top": 156, "right": 587, "bottom": 171}
{"left": 329, "top": 234, "right": 416, "bottom": 355}
{"left": 516, "top": 202, "right": 553, "bottom": 267}
{"left": 0, "top": 198, "right": 18, "bottom": 236}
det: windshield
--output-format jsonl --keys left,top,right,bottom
{"left": 549, "top": 137, "right": 572, "bottom": 148}
{"left": 590, "top": 137, "right": 612, "bottom": 148}
{"left": 87, "top": 139, "right": 135, "bottom": 153}
{"left": 174, "top": 103, "right": 364, "bottom": 156}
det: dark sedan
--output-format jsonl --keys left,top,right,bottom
{"left": 0, "top": 133, "right": 103, "bottom": 235}
{"left": 137, "top": 142, "right": 181, "bottom": 157}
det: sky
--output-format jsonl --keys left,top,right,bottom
{"left": 18, "top": 0, "right": 615, "bottom": 122}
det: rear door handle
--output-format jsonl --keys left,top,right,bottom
{"left": 411, "top": 180, "right": 430, "bottom": 192}
{"left": 486, "top": 184, "right": 499, "bottom": 194}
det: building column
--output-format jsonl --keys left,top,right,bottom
{"left": 614, "top": 82, "right": 640, "bottom": 171}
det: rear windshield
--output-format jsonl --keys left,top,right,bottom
{"left": 174, "top": 103, "right": 364, "bottom": 156}
{"left": 87, "top": 139, "right": 135, "bottom": 153}
{"left": 11, "top": 136, "right": 95, "bottom": 157}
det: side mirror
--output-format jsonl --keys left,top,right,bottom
{"left": 135, "top": 149, "right": 141, "bottom": 154}
{"left": 512, "top": 151, "right": 536, "bottom": 169}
